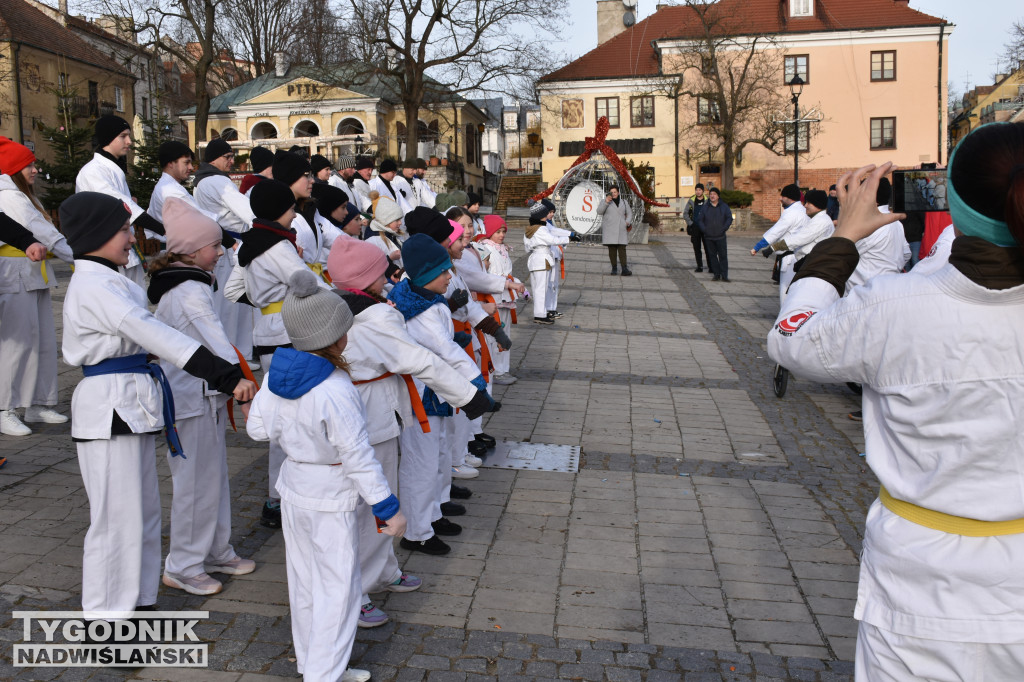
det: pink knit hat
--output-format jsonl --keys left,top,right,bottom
{"left": 163, "top": 197, "right": 222, "bottom": 255}
{"left": 327, "top": 234, "right": 389, "bottom": 290}
{"left": 447, "top": 219, "right": 465, "bottom": 244}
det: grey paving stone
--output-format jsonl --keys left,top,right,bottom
{"left": 556, "top": 662, "right": 606, "bottom": 681}
{"left": 408, "top": 655, "right": 452, "bottom": 670}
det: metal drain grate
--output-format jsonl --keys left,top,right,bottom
{"left": 480, "top": 440, "right": 581, "bottom": 473}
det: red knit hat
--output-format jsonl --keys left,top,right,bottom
{"left": 475, "top": 214, "right": 507, "bottom": 242}
{"left": 0, "top": 137, "right": 36, "bottom": 176}
{"left": 327, "top": 234, "right": 388, "bottom": 291}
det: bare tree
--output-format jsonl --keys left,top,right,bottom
{"left": 998, "top": 20, "right": 1024, "bottom": 75}
{"left": 223, "top": 0, "right": 301, "bottom": 76}
{"left": 344, "top": 0, "right": 567, "bottom": 162}
{"left": 293, "top": 0, "right": 348, "bottom": 69}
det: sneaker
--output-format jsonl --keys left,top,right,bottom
{"left": 261, "top": 501, "right": 282, "bottom": 529}
{"left": 467, "top": 440, "right": 488, "bottom": 457}
{"left": 0, "top": 411, "right": 31, "bottom": 436}
{"left": 475, "top": 433, "right": 497, "bottom": 447}
{"left": 533, "top": 316, "right": 554, "bottom": 325}
{"left": 451, "top": 464, "right": 479, "bottom": 479}
{"left": 247, "top": 360, "right": 261, "bottom": 372}
{"left": 694, "top": 267, "right": 704, "bottom": 272}
{"left": 464, "top": 454, "right": 483, "bottom": 467}
{"left": 205, "top": 556, "right": 256, "bottom": 576}
{"left": 400, "top": 535, "right": 451, "bottom": 555}
{"left": 450, "top": 484, "right": 472, "bottom": 499}
{"left": 431, "top": 518, "right": 462, "bottom": 536}
{"left": 547, "top": 310, "right": 563, "bottom": 318}
{"left": 342, "top": 670, "right": 371, "bottom": 682}
{"left": 384, "top": 573, "right": 422, "bottom": 593}
{"left": 492, "top": 373, "right": 517, "bottom": 386}
{"left": 621, "top": 267, "right": 632, "bottom": 276}
{"left": 848, "top": 410, "right": 863, "bottom": 422}
{"left": 24, "top": 406, "right": 68, "bottom": 424}
{"left": 610, "top": 267, "right": 618, "bottom": 275}
{"left": 440, "top": 501, "right": 466, "bottom": 516}
{"left": 358, "top": 602, "right": 389, "bottom": 628}
{"left": 162, "top": 572, "right": 223, "bottom": 596}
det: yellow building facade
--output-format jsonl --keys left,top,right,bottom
{"left": 949, "top": 70, "right": 1024, "bottom": 149}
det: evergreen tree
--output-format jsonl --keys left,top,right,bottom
{"left": 129, "top": 109, "right": 178, "bottom": 208}
{"left": 36, "top": 88, "right": 93, "bottom": 211}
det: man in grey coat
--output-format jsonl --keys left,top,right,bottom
{"left": 598, "top": 186, "right": 632, "bottom": 276}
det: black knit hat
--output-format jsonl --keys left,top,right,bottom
{"left": 250, "top": 179, "right": 297, "bottom": 221}
{"left": 288, "top": 145, "right": 310, "bottom": 158}
{"left": 529, "top": 200, "right": 550, "bottom": 221}
{"left": 310, "top": 154, "right": 333, "bottom": 174}
{"left": 95, "top": 115, "right": 130, "bottom": 149}
{"left": 804, "top": 189, "right": 828, "bottom": 210}
{"left": 159, "top": 140, "right": 193, "bottom": 168}
{"left": 695, "top": 182, "right": 705, "bottom": 190}
{"left": 406, "top": 206, "right": 452, "bottom": 243}
{"left": 273, "top": 151, "right": 312, "bottom": 187}
{"left": 875, "top": 178, "right": 892, "bottom": 206}
{"left": 204, "top": 138, "right": 232, "bottom": 163}
{"left": 781, "top": 184, "right": 802, "bottom": 202}
{"left": 60, "top": 192, "right": 132, "bottom": 258}
{"left": 379, "top": 158, "right": 398, "bottom": 174}
{"left": 414, "top": 158, "right": 427, "bottom": 170}
{"left": 541, "top": 198, "right": 556, "bottom": 213}
{"left": 250, "top": 146, "right": 274, "bottom": 173}
{"left": 356, "top": 156, "right": 375, "bottom": 171}
{"left": 467, "top": 192, "right": 481, "bottom": 208}
{"left": 311, "top": 182, "right": 349, "bottom": 217}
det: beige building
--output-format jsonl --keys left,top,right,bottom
{"left": 180, "top": 63, "right": 488, "bottom": 191}
{"left": 949, "top": 69, "right": 1024, "bottom": 150}
{"left": 538, "top": 0, "right": 951, "bottom": 220}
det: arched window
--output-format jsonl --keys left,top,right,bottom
{"left": 221, "top": 127, "right": 239, "bottom": 141}
{"left": 337, "top": 117, "right": 364, "bottom": 135}
{"left": 294, "top": 120, "right": 320, "bottom": 137}
{"left": 250, "top": 121, "right": 278, "bottom": 140}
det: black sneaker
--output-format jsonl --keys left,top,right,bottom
{"left": 694, "top": 267, "right": 703, "bottom": 272}
{"left": 261, "top": 501, "right": 282, "bottom": 529}
{"left": 848, "top": 410, "right": 863, "bottom": 422}
{"left": 474, "top": 433, "right": 496, "bottom": 448}
{"left": 450, "top": 484, "right": 472, "bottom": 499}
{"left": 467, "top": 439, "right": 488, "bottom": 457}
{"left": 621, "top": 267, "right": 632, "bottom": 276}
{"left": 721, "top": 277, "right": 730, "bottom": 283}
{"left": 712, "top": 275, "right": 721, "bottom": 282}
{"left": 534, "top": 316, "right": 554, "bottom": 325}
{"left": 610, "top": 267, "right": 618, "bottom": 275}
{"left": 400, "top": 536, "right": 451, "bottom": 555}
{"left": 547, "top": 310, "right": 563, "bottom": 318}
{"left": 440, "top": 501, "right": 466, "bottom": 517}
{"left": 431, "top": 518, "right": 462, "bottom": 536}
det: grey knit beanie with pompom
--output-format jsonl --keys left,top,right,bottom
{"left": 281, "top": 270, "right": 353, "bottom": 351}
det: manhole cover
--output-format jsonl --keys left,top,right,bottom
{"left": 480, "top": 440, "right": 581, "bottom": 473}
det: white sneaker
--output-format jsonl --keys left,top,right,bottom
{"left": 24, "top": 406, "right": 68, "bottom": 424}
{"left": 451, "top": 464, "right": 479, "bottom": 479}
{"left": 492, "top": 373, "right": 518, "bottom": 385}
{"left": 464, "top": 455, "right": 483, "bottom": 467}
{"left": 205, "top": 556, "right": 256, "bottom": 575}
{"left": 0, "top": 411, "right": 31, "bottom": 436}
{"left": 162, "top": 572, "right": 223, "bottom": 596}
{"left": 342, "top": 669, "right": 371, "bottom": 682}
{"left": 247, "top": 360, "right": 261, "bottom": 371}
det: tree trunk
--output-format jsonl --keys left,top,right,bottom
{"left": 721, "top": 137, "right": 735, "bottom": 190}
{"left": 404, "top": 104, "right": 419, "bottom": 164}
{"left": 193, "top": 60, "right": 213, "bottom": 146}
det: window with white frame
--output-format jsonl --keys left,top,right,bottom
{"left": 790, "top": 0, "right": 812, "bottom": 17}
{"left": 784, "top": 55, "right": 809, "bottom": 85}
{"left": 114, "top": 86, "right": 124, "bottom": 112}
{"left": 785, "top": 122, "right": 810, "bottom": 153}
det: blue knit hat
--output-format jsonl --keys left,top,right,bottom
{"left": 402, "top": 233, "right": 452, "bottom": 287}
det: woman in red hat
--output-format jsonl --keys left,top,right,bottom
{"left": 0, "top": 137, "right": 74, "bottom": 436}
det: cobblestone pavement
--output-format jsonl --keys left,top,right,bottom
{"left": 0, "top": 229, "right": 873, "bottom": 681}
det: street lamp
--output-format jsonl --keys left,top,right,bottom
{"left": 788, "top": 75, "right": 804, "bottom": 186}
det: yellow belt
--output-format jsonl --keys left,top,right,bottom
{"left": 261, "top": 301, "right": 283, "bottom": 315}
{"left": 308, "top": 262, "right": 331, "bottom": 284}
{"left": 0, "top": 244, "right": 49, "bottom": 283}
{"left": 879, "top": 486, "right": 1024, "bottom": 537}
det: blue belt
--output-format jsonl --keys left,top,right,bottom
{"left": 82, "top": 353, "right": 185, "bottom": 458}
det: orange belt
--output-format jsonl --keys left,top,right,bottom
{"left": 227, "top": 346, "right": 260, "bottom": 432}
{"left": 559, "top": 246, "right": 566, "bottom": 280}
{"left": 353, "top": 371, "right": 431, "bottom": 433}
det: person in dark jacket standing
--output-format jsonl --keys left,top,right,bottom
{"left": 826, "top": 184, "right": 840, "bottom": 224}
{"left": 683, "top": 183, "right": 708, "bottom": 271}
{"left": 696, "top": 188, "right": 733, "bottom": 282}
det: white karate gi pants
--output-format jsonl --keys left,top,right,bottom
{"left": 212, "top": 255, "right": 254, "bottom": 362}
{"left": 78, "top": 434, "right": 160, "bottom": 619}
{"left": 445, "top": 411, "right": 471, "bottom": 480}
{"left": 530, "top": 270, "right": 548, "bottom": 319}
{"left": 486, "top": 308, "right": 512, "bottom": 376}
{"left": 261, "top": 351, "right": 286, "bottom": 500}
{"left": 164, "top": 401, "right": 236, "bottom": 579}
{"left": 0, "top": 288, "right": 58, "bottom": 410}
{"left": 856, "top": 621, "right": 1024, "bottom": 681}
{"left": 398, "top": 415, "right": 445, "bottom": 541}
{"left": 546, "top": 266, "right": 561, "bottom": 313}
{"left": 282, "top": 503, "right": 360, "bottom": 682}
{"left": 779, "top": 253, "right": 797, "bottom": 306}
{"left": 358, "top": 437, "right": 402, "bottom": 601}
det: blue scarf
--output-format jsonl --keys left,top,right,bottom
{"left": 388, "top": 279, "right": 446, "bottom": 321}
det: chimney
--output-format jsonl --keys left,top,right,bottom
{"left": 597, "top": 0, "right": 628, "bottom": 45}
{"left": 58, "top": 0, "right": 67, "bottom": 23}
{"left": 274, "top": 51, "right": 288, "bottom": 78}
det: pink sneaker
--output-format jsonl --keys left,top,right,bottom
{"left": 204, "top": 556, "right": 256, "bottom": 576}
{"left": 162, "top": 572, "right": 223, "bottom": 596}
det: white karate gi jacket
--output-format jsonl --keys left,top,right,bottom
{"left": 243, "top": 240, "right": 327, "bottom": 347}
{"left": 769, "top": 253, "right": 1024, "bottom": 643}
{"left": 846, "top": 207, "right": 910, "bottom": 292}
{"left": 369, "top": 176, "right": 414, "bottom": 214}
{"left": 291, "top": 212, "right": 320, "bottom": 265}
{"left": 148, "top": 174, "right": 218, "bottom": 242}
{"left": 909, "top": 224, "right": 955, "bottom": 277}
{"left": 194, "top": 174, "right": 255, "bottom": 235}
{"left": 457, "top": 244, "right": 507, "bottom": 297}
{"left": 412, "top": 176, "right": 436, "bottom": 208}
{"left": 760, "top": 201, "right": 808, "bottom": 247}
{"left": 350, "top": 177, "right": 373, "bottom": 212}
{"left": 476, "top": 241, "right": 515, "bottom": 306}
{"left": 75, "top": 153, "right": 147, "bottom": 271}
{"left": 392, "top": 175, "right": 418, "bottom": 214}
{"left": 524, "top": 224, "right": 568, "bottom": 272}
{"left": 404, "top": 302, "right": 481, "bottom": 392}
{"left": 0, "top": 177, "right": 72, "bottom": 293}
{"left": 62, "top": 260, "right": 201, "bottom": 440}
{"left": 312, "top": 210, "right": 343, "bottom": 267}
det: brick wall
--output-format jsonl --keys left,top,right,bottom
{"left": 728, "top": 167, "right": 855, "bottom": 222}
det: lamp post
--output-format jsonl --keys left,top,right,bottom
{"left": 788, "top": 75, "right": 804, "bottom": 186}
{"left": 516, "top": 101, "right": 523, "bottom": 173}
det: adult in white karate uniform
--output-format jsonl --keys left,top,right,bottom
{"left": 193, "top": 138, "right": 257, "bottom": 365}
{"left": 146, "top": 141, "right": 202, "bottom": 226}
{"left": 393, "top": 164, "right": 419, "bottom": 215}
{"left": 749, "top": 184, "right": 808, "bottom": 285}
{"left": 754, "top": 189, "right": 835, "bottom": 302}
{"left": 348, "top": 157, "right": 375, "bottom": 212}
{"left": 845, "top": 178, "right": 911, "bottom": 293}
{"left": 0, "top": 139, "right": 74, "bottom": 436}
{"left": 411, "top": 159, "right": 436, "bottom": 208}
{"left": 60, "top": 192, "right": 254, "bottom": 620}
{"left": 524, "top": 201, "right": 569, "bottom": 323}
{"left": 369, "top": 159, "right": 414, "bottom": 215}
{"left": 246, "top": 281, "right": 405, "bottom": 682}
{"left": 75, "top": 115, "right": 164, "bottom": 287}
{"left": 769, "top": 124, "right": 1024, "bottom": 681}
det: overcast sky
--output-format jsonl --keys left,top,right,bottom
{"left": 547, "top": 0, "right": 1021, "bottom": 93}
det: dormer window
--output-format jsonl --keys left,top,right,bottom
{"left": 791, "top": 0, "right": 812, "bottom": 17}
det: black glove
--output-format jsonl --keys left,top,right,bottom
{"left": 569, "top": 231, "right": 582, "bottom": 243}
{"left": 448, "top": 288, "right": 469, "bottom": 312}
{"left": 761, "top": 247, "right": 774, "bottom": 258}
{"left": 490, "top": 399, "right": 501, "bottom": 412}
{"left": 475, "top": 316, "right": 500, "bottom": 335}
{"left": 453, "top": 331, "right": 473, "bottom": 347}
{"left": 134, "top": 211, "right": 165, "bottom": 236}
{"left": 462, "top": 389, "right": 494, "bottom": 420}
{"left": 493, "top": 328, "right": 512, "bottom": 350}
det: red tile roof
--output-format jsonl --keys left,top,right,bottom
{"left": 541, "top": 0, "right": 948, "bottom": 83}
{"left": 0, "top": 0, "right": 133, "bottom": 77}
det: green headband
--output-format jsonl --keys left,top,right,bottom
{"left": 947, "top": 123, "right": 1017, "bottom": 247}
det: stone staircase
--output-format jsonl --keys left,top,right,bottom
{"left": 495, "top": 174, "right": 543, "bottom": 212}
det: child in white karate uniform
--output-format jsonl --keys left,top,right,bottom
{"left": 148, "top": 198, "right": 257, "bottom": 596}
{"left": 59, "top": 192, "right": 255, "bottom": 621}
{"left": 474, "top": 215, "right": 523, "bottom": 384}
{"left": 246, "top": 279, "right": 406, "bottom": 682}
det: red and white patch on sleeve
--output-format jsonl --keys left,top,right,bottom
{"left": 776, "top": 310, "right": 815, "bottom": 336}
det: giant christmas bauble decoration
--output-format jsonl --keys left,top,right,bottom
{"left": 551, "top": 152, "right": 645, "bottom": 237}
